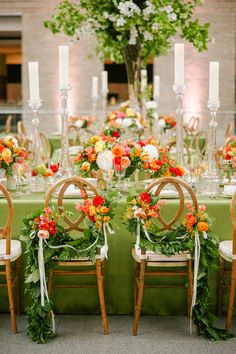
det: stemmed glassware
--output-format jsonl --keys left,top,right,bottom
{"left": 113, "top": 158, "right": 127, "bottom": 195}
{"left": 102, "top": 169, "right": 114, "bottom": 190}
{"left": 13, "top": 157, "right": 27, "bottom": 196}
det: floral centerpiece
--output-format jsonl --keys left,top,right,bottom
{"left": 45, "top": 0, "right": 209, "bottom": 109}
{"left": 103, "top": 107, "right": 145, "bottom": 138}
{"left": 124, "top": 193, "right": 231, "bottom": 340}
{"left": 31, "top": 163, "right": 59, "bottom": 177}
{"left": 222, "top": 136, "right": 236, "bottom": 180}
{"left": 69, "top": 114, "right": 94, "bottom": 129}
{"left": 159, "top": 113, "right": 176, "bottom": 131}
{"left": 0, "top": 135, "right": 29, "bottom": 176}
{"left": 20, "top": 192, "right": 116, "bottom": 343}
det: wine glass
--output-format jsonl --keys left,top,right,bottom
{"left": 113, "top": 158, "right": 126, "bottom": 195}
{"left": 13, "top": 157, "right": 26, "bottom": 196}
{"left": 102, "top": 169, "right": 114, "bottom": 190}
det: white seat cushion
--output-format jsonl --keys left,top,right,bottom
{"left": 0, "top": 239, "right": 22, "bottom": 261}
{"left": 133, "top": 246, "right": 191, "bottom": 262}
{"left": 219, "top": 240, "right": 235, "bottom": 261}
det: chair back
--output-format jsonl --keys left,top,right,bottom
{"left": 230, "top": 191, "right": 236, "bottom": 256}
{"left": 5, "top": 115, "right": 13, "bottom": 134}
{"left": 17, "top": 121, "right": 27, "bottom": 145}
{"left": 68, "top": 125, "right": 79, "bottom": 146}
{"left": 169, "top": 141, "right": 191, "bottom": 165}
{"left": 0, "top": 183, "right": 13, "bottom": 256}
{"left": 23, "top": 132, "right": 51, "bottom": 163}
{"left": 225, "top": 122, "right": 234, "bottom": 140}
{"left": 44, "top": 176, "right": 98, "bottom": 232}
{"left": 146, "top": 177, "right": 198, "bottom": 231}
{"left": 190, "top": 131, "right": 208, "bottom": 156}
{"left": 184, "top": 116, "right": 199, "bottom": 136}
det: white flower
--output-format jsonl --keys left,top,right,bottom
{"left": 38, "top": 230, "right": 50, "bottom": 239}
{"left": 116, "top": 17, "right": 126, "bottom": 27}
{"left": 115, "top": 118, "right": 123, "bottom": 127}
{"left": 168, "top": 13, "right": 177, "bottom": 21}
{"left": 152, "top": 23, "right": 159, "bottom": 31}
{"left": 162, "top": 6, "right": 173, "bottom": 14}
{"left": 134, "top": 208, "right": 146, "bottom": 219}
{"left": 96, "top": 150, "right": 113, "bottom": 171}
{"left": 158, "top": 119, "right": 166, "bottom": 128}
{"left": 103, "top": 12, "right": 109, "bottom": 19}
{"left": 121, "top": 118, "right": 133, "bottom": 128}
{"left": 143, "top": 31, "right": 153, "bottom": 41}
{"left": 118, "top": 1, "right": 141, "bottom": 17}
{"left": 146, "top": 101, "right": 157, "bottom": 110}
{"left": 141, "top": 144, "right": 159, "bottom": 161}
{"left": 75, "top": 119, "right": 84, "bottom": 128}
{"left": 143, "top": 1, "right": 156, "bottom": 18}
{"left": 4, "top": 135, "right": 18, "bottom": 148}
{"left": 129, "top": 26, "right": 138, "bottom": 45}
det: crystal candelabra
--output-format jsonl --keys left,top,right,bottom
{"left": 102, "top": 90, "right": 108, "bottom": 123}
{"left": 172, "top": 84, "right": 186, "bottom": 167}
{"left": 91, "top": 96, "right": 98, "bottom": 119}
{"left": 205, "top": 101, "right": 220, "bottom": 175}
{"left": 29, "top": 99, "right": 42, "bottom": 166}
{"left": 58, "top": 87, "right": 73, "bottom": 177}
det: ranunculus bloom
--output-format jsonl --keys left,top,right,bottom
{"left": 112, "top": 131, "right": 120, "bottom": 138}
{"left": 93, "top": 195, "right": 105, "bottom": 206}
{"left": 186, "top": 213, "right": 197, "bottom": 226}
{"left": 50, "top": 164, "right": 59, "bottom": 173}
{"left": 197, "top": 222, "right": 209, "bottom": 232}
{"left": 140, "top": 192, "right": 151, "bottom": 204}
{"left": 121, "top": 156, "right": 131, "bottom": 169}
{"left": 38, "top": 229, "right": 50, "bottom": 239}
{"left": 112, "top": 145, "right": 123, "bottom": 157}
{"left": 95, "top": 140, "right": 106, "bottom": 153}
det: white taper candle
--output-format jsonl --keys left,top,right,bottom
{"left": 101, "top": 70, "right": 108, "bottom": 93}
{"left": 28, "top": 62, "right": 40, "bottom": 102}
{"left": 59, "top": 46, "right": 69, "bottom": 89}
{"left": 209, "top": 61, "right": 219, "bottom": 104}
{"left": 92, "top": 76, "right": 98, "bottom": 99}
{"left": 174, "top": 43, "right": 184, "bottom": 86}
{"left": 153, "top": 75, "right": 160, "bottom": 99}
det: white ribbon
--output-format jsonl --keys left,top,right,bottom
{"left": 102, "top": 222, "right": 115, "bottom": 259}
{"left": 38, "top": 237, "right": 55, "bottom": 334}
{"left": 190, "top": 230, "right": 202, "bottom": 334}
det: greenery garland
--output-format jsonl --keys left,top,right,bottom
{"left": 20, "top": 192, "right": 117, "bottom": 343}
{"left": 124, "top": 192, "right": 233, "bottom": 341}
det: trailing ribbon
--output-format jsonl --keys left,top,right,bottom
{"left": 190, "top": 230, "right": 202, "bottom": 334}
{"left": 135, "top": 220, "right": 166, "bottom": 256}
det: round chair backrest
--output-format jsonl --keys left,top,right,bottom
{"left": 146, "top": 177, "right": 198, "bottom": 232}
{"left": 191, "top": 131, "right": 208, "bottom": 156}
{"left": 44, "top": 176, "right": 98, "bottom": 232}
{"left": 230, "top": 191, "right": 236, "bottom": 257}
{"left": 225, "top": 122, "right": 233, "bottom": 140}
{"left": 68, "top": 125, "right": 79, "bottom": 146}
{"left": 188, "top": 116, "right": 199, "bottom": 134}
{"left": 5, "top": 115, "right": 13, "bottom": 134}
{"left": 0, "top": 183, "right": 13, "bottom": 256}
{"left": 169, "top": 141, "right": 191, "bottom": 165}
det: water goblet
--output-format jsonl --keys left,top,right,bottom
{"left": 113, "top": 159, "right": 126, "bottom": 195}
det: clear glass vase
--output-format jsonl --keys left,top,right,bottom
{"left": 123, "top": 44, "right": 141, "bottom": 112}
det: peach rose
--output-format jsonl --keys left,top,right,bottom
{"left": 197, "top": 222, "right": 209, "bottom": 232}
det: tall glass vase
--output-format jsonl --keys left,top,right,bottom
{"left": 123, "top": 44, "right": 141, "bottom": 111}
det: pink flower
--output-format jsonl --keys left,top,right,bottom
{"left": 199, "top": 204, "right": 206, "bottom": 211}
{"left": 44, "top": 207, "right": 53, "bottom": 215}
{"left": 38, "top": 230, "right": 50, "bottom": 239}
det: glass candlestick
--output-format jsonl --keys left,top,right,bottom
{"left": 58, "top": 87, "right": 73, "bottom": 177}
{"left": 172, "top": 84, "right": 186, "bottom": 167}
{"left": 29, "top": 99, "right": 42, "bottom": 166}
{"left": 91, "top": 96, "right": 98, "bottom": 119}
{"left": 102, "top": 90, "right": 108, "bottom": 124}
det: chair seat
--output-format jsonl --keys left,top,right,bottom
{"left": 132, "top": 247, "right": 191, "bottom": 263}
{"left": 219, "top": 240, "right": 235, "bottom": 262}
{"left": 0, "top": 239, "right": 22, "bottom": 262}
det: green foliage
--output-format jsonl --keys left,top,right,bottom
{"left": 44, "top": 0, "right": 209, "bottom": 64}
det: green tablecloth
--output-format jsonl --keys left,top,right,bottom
{"left": 48, "top": 135, "right": 62, "bottom": 155}
{"left": 0, "top": 193, "right": 232, "bottom": 315}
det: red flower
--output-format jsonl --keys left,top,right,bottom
{"left": 112, "top": 131, "right": 120, "bottom": 138}
{"left": 0, "top": 144, "right": 4, "bottom": 153}
{"left": 138, "top": 141, "right": 145, "bottom": 147}
{"left": 225, "top": 154, "right": 231, "bottom": 160}
{"left": 93, "top": 195, "right": 105, "bottom": 206}
{"left": 32, "top": 169, "right": 37, "bottom": 176}
{"left": 113, "top": 157, "right": 121, "bottom": 165}
{"left": 88, "top": 215, "right": 95, "bottom": 222}
{"left": 50, "top": 164, "right": 59, "bottom": 173}
{"left": 140, "top": 192, "right": 151, "bottom": 204}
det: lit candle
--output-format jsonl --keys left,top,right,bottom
{"left": 59, "top": 46, "right": 69, "bottom": 89}
{"left": 174, "top": 43, "right": 184, "bottom": 86}
{"left": 153, "top": 75, "right": 160, "bottom": 99}
{"left": 209, "top": 61, "right": 219, "bottom": 104}
{"left": 141, "top": 69, "right": 147, "bottom": 92}
{"left": 92, "top": 76, "right": 98, "bottom": 99}
{"left": 101, "top": 70, "right": 108, "bottom": 93}
{"left": 28, "top": 62, "right": 40, "bottom": 102}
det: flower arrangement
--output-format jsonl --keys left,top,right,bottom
{"left": 0, "top": 135, "right": 29, "bottom": 176}
{"left": 222, "top": 136, "right": 236, "bottom": 179}
{"left": 20, "top": 192, "right": 116, "bottom": 343}
{"left": 31, "top": 163, "right": 59, "bottom": 177}
{"left": 124, "top": 193, "right": 231, "bottom": 340}
{"left": 159, "top": 113, "right": 176, "bottom": 131}
{"left": 45, "top": 0, "right": 209, "bottom": 64}
{"left": 69, "top": 114, "right": 95, "bottom": 129}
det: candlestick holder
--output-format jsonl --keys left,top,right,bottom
{"left": 172, "top": 84, "right": 186, "bottom": 167}
{"left": 29, "top": 99, "right": 42, "bottom": 166}
{"left": 201, "top": 101, "right": 221, "bottom": 196}
{"left": 101, "top": 90, "right": 108, "bottom": 123}
{"left": 58, "top": 86, "right": 73, "bottom": 177}
{"left": 141, "top": 88, "right": 147, "bottom": 124}
{"left": 91, "top": 96, "right": 98, "bottom": 119}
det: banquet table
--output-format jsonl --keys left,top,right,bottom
{"left": 0, "top": 191, "right": 233, "bottom": 316}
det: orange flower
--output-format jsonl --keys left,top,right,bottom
{"left": 103, "top": 216, "right": 111, "bottom": 223}
{"left": 112, "top": 145, "right": 123, "bottom": 157}
{"left": 121, "top": 156, "right": 131, "bottom": 169}
{"left": 197, "top": 222, "right": 208, "bottom": 232}
{"left": 88, "top": 153, "right": 97, "bottom": 163}
{"left": 100, "top": 206, "right": 110, "bottom": 214}
{"left": 186, "top": 213, "right": 197, "bottom": 226}
{"left": 164, "top": 171, "right": 171, "bottom": 177}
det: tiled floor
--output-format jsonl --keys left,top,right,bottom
{"left": 0, "top": 315, "right": 235, "bottom": 354}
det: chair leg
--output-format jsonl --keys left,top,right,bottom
{"left": 6, "top": 260, "right": 17, "bottom": 333}
{"left": 133, "top": 260, "right": 139, "bottom": 313}
{"left": 217, "top": 256, "right": 225, "bottom": 317}
{"left": 48, "top": 270, "right": 53, "bottom": 296}
{"left": 15, "top": 257, "right": 21, "bottom": 315}
{"left": 187, "top": 259, "right": 193, "bottom": 317}
{"left": 133, "top": 259, "right": 145, "bottom": 336}
{"left": 96, "top": 259, "right": 108, "bottom": 335}
{"left": 226, "top": 261, "right": 236, "bottom": 332}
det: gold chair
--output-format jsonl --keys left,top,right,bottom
{"left": 169, "top": 140, "right": 191, "bottom": 165}
{"left": 218, "top": 191, "right": 236, "bottom": 332}
{"left": 45, "top": 176, "right": 108, "bottom": 334}
{"left": 0, "top": 183, "right": 21, "bottom": 333}
{"left": 184, "top": 116, "right": 199, "bottom": 137}
{"left": 68, "top": 124, "right": 79, "bottom": 146}
{"left": 17, "top": 121, "right": 27, "bottom": 146}
{"left": 5, "top": 115, "right": 13, "bottom": 134}
{"left": 189, "top": 131, "right": 208, "bottom": 157}
{"left": 132, "top": 177, "right": 197, "bottom": 335}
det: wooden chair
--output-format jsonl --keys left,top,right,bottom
{"left": 0, "top": 183, "right": 21, "bottom": 333}
{"left": 132, "top": 177, "right": 197, "bottom": 335}
{"left": 184, "top": 116, "right": 199, "bottom": 137}
{"left": 17, "top": 121, "right": 27, "bottom": 146}
{"left": 45, "top": 176, "right": 108, "bottom": 334}
{"left": 218, "top": 191, "right": 236, "bottom": 332}
{"left": 5, "top": 115, "right": 13, "bottom": 134}
{"left": 68, "top": 124, "right": 79, "bottom": 146}
{"left": 23, "top": 132, "right": 52, "bottom": 163}
{"left": 189, "top": 131, "right": 208, "bottom": 157}
{"left": 169, "top": 140, "right": 191, "bottom": 165}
